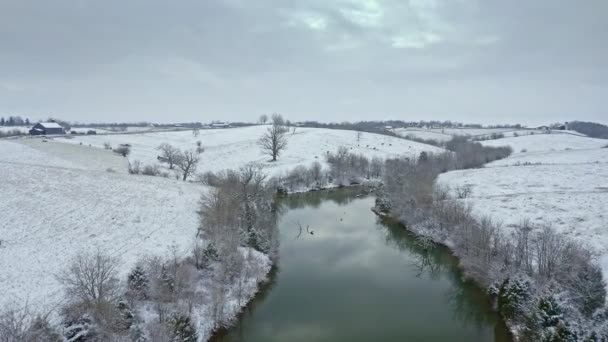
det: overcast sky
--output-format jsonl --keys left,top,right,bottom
{"left": 1, "top": 0, "right": 606, "bottom": 125}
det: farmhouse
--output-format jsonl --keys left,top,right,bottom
{"left": 29, "top": 122, "right": 66, "bottom": 135}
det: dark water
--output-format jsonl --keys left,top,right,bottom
{"left": 215, "top": 189, "right": 510, "bottom": 342}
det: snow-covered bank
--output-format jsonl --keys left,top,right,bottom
{"left": 429, "top": 134, "right": 608, "bottom": 339}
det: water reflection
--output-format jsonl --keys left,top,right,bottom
{"left": 214, "top": 189, "right": 510, "bottom": 342}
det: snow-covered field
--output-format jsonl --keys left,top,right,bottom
{"left": 438, "top": 133, "right": 608, "bottom": 279}
{"left": 0, "top": 140, "right": 205, "bottom": 310}
{"left": 53, "top": 125, "right": 444, "bottom": 176}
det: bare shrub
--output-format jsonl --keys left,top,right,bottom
{"left": 308, "top": 161, "right": 324, "bottom": 186}
{"left": 0, "top": 306, "right": 61, "bottom": 342}
{"left": 142, "top": 164, "right": 160, "bottom": 176}
{"left": 454, "top": 185, "right": 472, "bottom": 199}
{"left": 128, "top": 160, "right": 142, "bottom": 174}
{"left": 113, "top": 145, "right": 131, "bottom": 157}
{"left": 103, "top": 142, "right": 112, "bottom": 149}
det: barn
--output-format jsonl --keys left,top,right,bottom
{"left": 29, "top": 122, "right": 66, "bottom": 135}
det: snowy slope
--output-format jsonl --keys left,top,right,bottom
{"left": 480, "top": 133, "right": 606, "bottom": 153}
{"left": 393, "top": 128, "right": 453, "bottom": 142}
{"left": 487, "top": 147, "right": 608, "bottom": 167}
{"left": 438, "top": 133, "right": 608, "bottom": 280}
{"left": 53, "top": 126, "right": 445, "bottom": 176}
{"left": 0, "top": 142, "right": 206, "bottom": 312}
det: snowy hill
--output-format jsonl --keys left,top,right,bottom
{"left": 438, "top": 133, "right": 608, "bottom": 280}
{"left": 54, "top": 126, "right": 445, "bottom": 176}
{"left": 0, "top": 140, "right": 206, "bottom": 312}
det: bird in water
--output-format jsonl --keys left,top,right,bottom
{"left": 306, "top": 225, "right": 314, "bottom": 235}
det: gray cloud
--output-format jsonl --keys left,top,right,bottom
{"left": 0, "top": 0, "right": 606, "bottom": 125}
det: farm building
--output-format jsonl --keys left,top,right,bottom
{"left": 29, "top": 122, "right": 65, "bottom": 135}
{"left": 210, "top": 122, "right": 230, "bottom": 128}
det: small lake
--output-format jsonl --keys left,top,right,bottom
{"left": 214, "top": 189, "right": 510, "bottom": 342}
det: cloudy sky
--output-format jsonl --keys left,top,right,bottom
{"left": 1, "top": 0, "right": 606, "bottom": 125}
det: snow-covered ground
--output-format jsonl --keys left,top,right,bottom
{"left": 438, "top": 133, "right": 608, "bottom": 279}
{"left": 53, "top": 125, "right": 444, "bottom": 176}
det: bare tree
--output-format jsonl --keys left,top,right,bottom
{"left": 356, "top": 131, "right": 363, "bottom": 145}
{"left": 57, "top": 250, "right": 121, "bottom": 306}
{"left": 271, "top": 113, "right": 285, "bottom": 126}
{"left": 176, "top": 150, "right": 200, "bottom": 181}
{"left": 258, "top": 114, "right": 268, "bottom": 125}
{"left": 157, "top": 143, "right": 181, "bottom": 169}
{"left": 258, "top": 122, "right": 288, "bottom": 162}
{"left": 113, "top": 145, "right": 131, "bottom": 158}
{"left": 192, "top": 128, "right": 200, "bottom": 137}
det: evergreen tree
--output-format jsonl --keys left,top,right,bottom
{"left": 0, "top": 117, "right": 4, "bottom": 126}
{"left": 202, "top": 243, "right": 220, "bottom": 268}
{"left": 538, "top": 295, "right": 563, "bottom": 328}
{"left": 170, "top": 313, "right": 198, "bottom": 342}
{"left": 116, "top": 300, "right": 135, "bottom": 331}
{"left": 128, "top": 265, "right": 149, "bottom": 299}
{"left": 63, "top": 314, "right": 98, "bottom": 342}
{"left": 570, "top": 263, "right": 606, "bottom": 317}
{"left": 498, "top": 278, "right": 531, "bottom": 320}
{"left": 160, "top": 266, "right": 175, "bottom": 293}
{"left": 25, "top": 118, "right": 30, "bottom": 125}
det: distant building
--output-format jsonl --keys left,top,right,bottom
{"left": 210, "top": 122, "right": 230, "bottom": 128}
{"left": 29, "top": 122, "right": 65, "bottom": 135}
